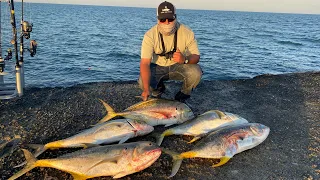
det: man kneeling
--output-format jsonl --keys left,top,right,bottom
{"left": 139, "top": 1, "right": 202, "bottom": 103}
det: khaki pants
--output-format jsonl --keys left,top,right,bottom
{"left": 138, "top": 63, "right": 202, "bottom": 95}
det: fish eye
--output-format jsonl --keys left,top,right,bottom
{"left": 176, "top": 107, "right": 178, "bottom": 110}
{"left": 149, "top": 143, "right": 152, "bottom": 146}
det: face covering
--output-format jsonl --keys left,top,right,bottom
{"left": 158, "top": 20, "right": 178, "bottom": 36}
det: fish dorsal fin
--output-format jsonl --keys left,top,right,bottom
{"left": 93, "top": 121, "right": 125, "bottom": 134}
{"left": 125, "top": 98, "right": 160, "bottom": 111}
{"left": 187, "top": 136, "right": 201, "bottom": 144}
{"left": 213, "top": 110, "right": 226, "bottom": 119}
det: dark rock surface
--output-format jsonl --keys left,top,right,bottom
{"left": 0, "top": 71, "right": 319, "bottom": 180}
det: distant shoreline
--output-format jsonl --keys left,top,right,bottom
{"left": 15, "top": 2, "right": 320, "bottom": 15}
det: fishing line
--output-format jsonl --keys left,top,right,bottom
{"left": 1, "top": 0, "right": 15, "bottom": 75}
{"left": 27, "top": 0, "right": 32, "bottom": 24}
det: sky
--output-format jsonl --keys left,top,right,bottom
{"left": 18, "top": 0, "right": 320, "bottom": 14}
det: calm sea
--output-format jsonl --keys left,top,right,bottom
{"left": 1, "top": 3, "right": 320, "bottom": 87}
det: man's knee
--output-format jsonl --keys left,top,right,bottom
{"left": 188, "top": 64, "right": 202, "bottom": 84}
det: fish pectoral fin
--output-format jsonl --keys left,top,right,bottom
{"left": 86, "top": 158, "right": 119, "bottom": 173}
{"left": 143, "top": 111, "right": 170, "bottom": 119}
{"left": 71, "top": 173, "right": 88, "bottom": 180}
{"left": 82, "top": 143, "right": 100, "bottom": 149}
{"left": 187, "top": 136, "right": 201, "bottom": 144}
{"left": 118, "top": 135, "right": 131, "bottom": 144}
{"left": 164, "top": 123, "right": 175, "bottom": 127}
{"left": 212, "top": 156, "right": 231, "bottom": 167}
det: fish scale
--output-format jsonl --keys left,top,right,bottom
{"left": 98, "top": 98, "right": 194, "bottom": 126}
{"left": 14, "top": 119, "right": 154, "bottom": 168}
{"left": 9, "top": 141, "right": 162, "bottom": 180}
{"left": 157, "top": 110, "right": 249, "bottom": 145}
{"left": 163, "top": 123, "right": 270, "bottom": 177}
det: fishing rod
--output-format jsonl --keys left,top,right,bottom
{"left": 0, "top": 0, "right": 37, "bottom": 98}
{"left": 7, "top": 0, "right": 24, "bottom": 96}
{"left": 8, "top": 0, "right": 19, "bottom": 67}
{"left": 0, "top": 0, "right": 3, "bottom": 75}
{"left": 0, "top": 0, "right": 13, "bottom": 85}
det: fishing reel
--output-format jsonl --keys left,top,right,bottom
{"left": 29, "top": 40, "right": 37, "bottom": 57}
{"left": 0, "top": 49, "right": 12, "bottom": 73}
{"left": 0, "top": 58, "right": 4, "bottom": 73}
{"left": 22, "top": 21, "right": 33, "bottom": 39}
{"left": 4, "top": 48, "right": 12, "bottom": 61}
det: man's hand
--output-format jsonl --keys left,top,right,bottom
{"left": 141, "top": 90, "right": 150, "bottom": 101}
{"left": 172, "top": 49, "right": 185, "bottom": 64}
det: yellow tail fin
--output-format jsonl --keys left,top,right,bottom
{"left": 9, "top": 149, "right": 38, "bottom": 180}
{"left": 161, "top": 148, "right": 184, "bottom": 178}
{"left": 98, "top": 99, "right": 118, "bottom": 123}
{"left": 157, "top": 129, "right": 174, "bottom": 146}
{"left": 212, "top": 156, "right": 231, "bottom": 167}
{"left": 14, "top": 144, "right": 47, "bottom": 168}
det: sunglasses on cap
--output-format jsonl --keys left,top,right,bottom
{"left": 159, "top": 18, "right": 175, "bottom": 23}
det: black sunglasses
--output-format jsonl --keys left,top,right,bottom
{"left": 159, "top": 18, "right": 175, "bottom": 23}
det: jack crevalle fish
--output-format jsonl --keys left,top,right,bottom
{"left": 157, "top": 110, "right": 249, "bottom": 145}
{"left": 9, "top": 141, "right": 161, "bottom": 180}
{"left": 15, "top": 119, "right": 153, "bottom": 168}
{"left": 164, "top": 123, "right": 270, "bottom": 177}
{"left": 98, "top": 98, "right": 194, "bottom": 127}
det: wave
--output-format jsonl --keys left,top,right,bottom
{"left": 106, "top": 52, "right": 140, "bottom": 60}
{"left": 277, "top": 40, "right": 303, "bottom": 46}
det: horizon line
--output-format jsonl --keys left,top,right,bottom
{"left": 13, "top": 1, "right": 320, "bottom": 15}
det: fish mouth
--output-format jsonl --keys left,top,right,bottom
{"left": 145, "top": 148, "right": 162, "bottom": 156}
{"left": 135, "top": 148, "right": 162, "bottom": 171}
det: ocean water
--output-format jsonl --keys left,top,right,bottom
{"left": 1, "top": 3, "right": 320, "bottom": 88}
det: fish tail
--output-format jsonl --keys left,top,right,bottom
{"left": 98, "top": 99, "right": 118, "bottom": 123}
{"left": 14, "top": 144, "right": 47, "bottom": 168}
{"left": 9, "top": 149, "right": 38, "bottom": 180}
{"left": 157, "top": 129, "right": 174, "bottom": 146}
{"left": 161, "top": 148, "right": 184, "bottom": 178}
{"left": 27, "top": 144, "right": 47, "bottom": 157}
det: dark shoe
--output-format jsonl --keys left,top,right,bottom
{"left": 175, "top": 91, "right": 190, "bottom": 103}
{"left": 157, "top": 81, "right": 166, "bottom": 93}
{"left": 151, "top": 89, "right": 163, "bottom": 98}
{"left": 151, "top": 81, "right": 166, "bottom": 98}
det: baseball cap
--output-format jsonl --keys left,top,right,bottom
{"left": 157, "top": 1, "right": 176, "bottom": 20}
